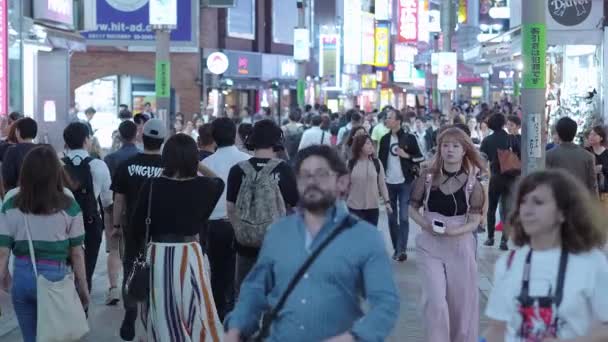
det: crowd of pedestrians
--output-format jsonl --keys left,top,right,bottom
{"left": 0, "top": 99, "right": 606, "bottom": 342}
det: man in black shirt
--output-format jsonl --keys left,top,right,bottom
{"left": 111, "top": 119, "right": 166, "bottom": 341}
{"left": 226, "top": 120, "right": 298, "bottom": 291}
{"left": 480, "top": 113, "right": 521, "bottom": 251}
{"left": 2, "top": 118, "right": 37, "bottom": 191}
{"left": 197, "top": 123, "right": 216, "bottom": 161}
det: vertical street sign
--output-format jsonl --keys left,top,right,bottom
{"left": 155, "top": 60, "right": 171, "bottom": 98}
{"left": 522, "top": 24, "right": 546, "bottom": 89}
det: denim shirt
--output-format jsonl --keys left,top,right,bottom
{"left": 225, "top": 202, "right": 400, "bottom": 341}
{"left": 103, "top": 143, "right": 140, "bottom": 177}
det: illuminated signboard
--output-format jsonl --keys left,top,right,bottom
{"left": 374, "top": 23, "right": 390, "bottom": 67}
{"left": 398, "top": 0, "right": 418, "bottom": 43}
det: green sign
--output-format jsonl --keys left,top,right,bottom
{"left": 522, "top": 24, "right": 546, "bottom": 89}
{"left": 155, "top": 61, "right": 171, "bottom": 98}
{"left": 297, "top": 79, "right": 306, "bottom": 108}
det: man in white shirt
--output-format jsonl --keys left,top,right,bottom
{"left": 63, "top": 122, "right": 113, "bottom": 292}
{"left": 298, "top": 115, "right": 331, "bottom": 150}
{"left": 201, "top": 117, "right": 251, "bottom": 320}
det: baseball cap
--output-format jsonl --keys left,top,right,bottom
{"left": 143, "top": 119, "right": 167, "bottom": 140}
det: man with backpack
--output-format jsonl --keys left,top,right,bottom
{"left": 282, "top": 110, "right": 304, "bottom": 161}
{"left": 227, "top": 120, "right": 298, "bottom": 292}
{"left": 62, "top": 122, "right": 113, "bottom": 292}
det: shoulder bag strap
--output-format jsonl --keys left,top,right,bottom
{"left": 321, "top": 130, "right": 326, "bottom": 145}
{"left": 23, "top": 214, "right": 39, "bottom": 278}
{"left": 143, "top": 180, "right": 154, "bottom": 250}
{"left": 554, "top": 249, "right": 569, "bottom": 307}
{"left": 267, "top": 215, "right": 358, "bottom": 320}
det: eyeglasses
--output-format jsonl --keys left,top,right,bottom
{"left": 298, "top": 169, "right": 336, "bottom": 182}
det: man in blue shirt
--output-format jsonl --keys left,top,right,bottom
{"left": 225, "top": 145, "right": 400, "bottom": 342}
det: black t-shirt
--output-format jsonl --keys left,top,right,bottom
{"left": 480, "top": 131, "right": 521, "bottom": 176}
{"left": 111, "top": 153, "right": 164, "bottom": 216}
{"left": 226, "top": 158, "right": 299, "bottom": 207}
{"left": 589, "top": 148, "right": 608, "bottom": 193}
{"left": 132, "top": 176, "right": 224, "bottom": 244}
{"left": 2, "top": 143, "right": 37, "bottom": 191}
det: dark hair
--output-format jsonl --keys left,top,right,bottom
{"left": 507, "top": 115, "right": 522, "bottom": 127}
{"left": 15, "top": 118, "right": 38, "bottom": 140}
{"left": 133, "top": 113, "right": 149, "bottom": 125}
{"left": 119, "top": 104, "right": 129, "bottom": 109}
{"left": 351, "top": 134, "right": 373, "bottom": 161}
{"left": 247, "top": 120, "right": 283, "bottom": 150}
{"left": 294, "top": 145, "right": 348, "bottom": 176}
{"left": 487, "top": 113, "right": 506, "bottom": 131}
{"left": 63, "top": 122, "right": 89, "bottom": 149}
{"left": 588, "top": 125, "right": 607, "bottom": 145}
{"left": 346, "top": 126, "right": 368, "bottom": 147}
{"left": 144, "top": 102, "right": 151, "bottom": 107}
{"left": 350, "top": 111, "right": 362, "bottom": 123}
{"left": 238, "top": 123, "right": 253, "bottom": 144}
{"left": 311, "top": 115, "right": 323, "bottom": 126}
{"left": 555, "top": 117, "right": 578, "bottom": 142}
{"left": 388, "top": 109, "right": 403, "bottom": 123}
{"left": 453, "top": 123, "right": 471, "bottom": 137}
{"left": 85, "top": 107, "right": 96, "bottom": 115}
{"left": 142, "top": 135, "right": 164, "bottom": 151}
{"left": 6, "top": 123, "right": 17, "bottom": 144}
{"left": 162, "top": 134, "right": 199, "bottom": 178}
{"left": 118, "top": 120, "right": 137, "bottom": 142}
{"left": 198, "top": 123, "right": 215, "bottom": 147}
{"left": 8, "top": 111, "right": 22, "bottom": 123}
{"left": 118, "top": 110, "right": 133, "bottom": 120}
{"left": 416, "top": 116, "right": 427, "bottom": 123}
{"left": 305, "top": 104, "right": 312, "bottom": 112}
{"left": 211, "top": 117, "right": 237, "bottom": 147}
{"left": 289, "top": 109, "right": 302, "bottom": 122}
{"left": 508, "top": 170, "right": 606, "bottom": 253}
{"left": 15, "top": 145, "right": 72, "bottom": 214}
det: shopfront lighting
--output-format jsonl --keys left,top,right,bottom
{"left": 479, "top": 24, "right": 489, "bottom": 32}
{"left": 489, "top": 6, "right": 510, "bottom": 19}
{"left": 492, "top": 24, "right": 503, "bottom": 31}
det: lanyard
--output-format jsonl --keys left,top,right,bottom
{"left": 520, "top": 248, "right": 569, "bottom": 307}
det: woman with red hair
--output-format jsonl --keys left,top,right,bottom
{"left": 409, "top": 127, "right": 486, "bottom": 342}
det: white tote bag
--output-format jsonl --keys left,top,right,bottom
{"left": 23, "top": 215, "right": 89, "bottom": 342}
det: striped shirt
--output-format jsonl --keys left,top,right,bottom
{"left": 0, "top": 190, "right": 85, "bottom": 261}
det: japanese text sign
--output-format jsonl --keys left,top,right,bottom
{"left": 398, "top": 0, "right": 418, "bottom": 43}
{"left": 522, "top": 24, "right": 546, "bottom": 89}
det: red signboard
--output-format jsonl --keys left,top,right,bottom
{"left": 0, "top": 0, "right": 6, "bottom": 115}
{"left": 398, "top": 0, "right": 418, "bottom": 43}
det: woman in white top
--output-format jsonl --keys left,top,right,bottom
{"left": 483, "top": 169, "right": 608, "bottom": 342}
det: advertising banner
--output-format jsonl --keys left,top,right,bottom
{"left": 398, "top": 0, "right": 418, "bottom": 43}
{"left": 34, "top": 0, "right": 74, "bottom": 27}
{"left": 293, "top": 28, "right": 310, "bottom": 61}
{"left": 224, "top": 51, "right": 262, "bottom": 78}
{"left": 374, "top": 23, "right": 390, "bottom": 67}
{"left": 458, "top": 0, "right": 467, "bottom": 24}
{"left": 155, "top": 60, "right": 170, "bottom": 98}
{"left": 437, "top": 52, "right": 457, "bottom": 91}
{"left": 81, "top": 0, "right": 196, "bottom": 46}
{"left": 418, "top": 0, "right": 429, "bottom": 43}
{"left": 361, "top": 12, "right": 376, "bottom": 65}
{"left": 375, "top": 0, "right": 391, "bottom": 20}
{"left": 546, "top": 0, "right": 602, "bottom": 31}
{"left": 320, "top": 34, "right": 340, "bottom": 82}
{"left": 343, "top": 0, "right": 362, "bottom": 65}
{"left": 361, "top": 74, "right": 377, "bottom": 89}
{"left": 0, "top": 0, "right": 6, "bottom": 115}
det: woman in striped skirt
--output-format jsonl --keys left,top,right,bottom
{"left": 132, "top": 133, "right": 224, "bottom": 341}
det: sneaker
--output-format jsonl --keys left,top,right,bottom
{"left": 476, "top": 225, "right": 486, "bottom": 233}
{"left": 105, "top": 287, "right": 120, "bottom": 306}
{"left": 397, "top": 253, "right": 407, "bottom": 262}
{"left": 392, "top": 252, "right": 399, "bottom": 261}
{"left": 484, "top": 239, "right": 495, "bottom": 247}
{"left": 120, "top": 316, "right": 136, "bottom": 341}
{"left": 499, "top": 241, "right": 509, "bottom": 251}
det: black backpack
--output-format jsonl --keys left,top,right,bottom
{"left": 62, "top": 156, "right": 99, "bottom": 223}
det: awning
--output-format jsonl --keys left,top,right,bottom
{"left": 35, "top": 24, "right": 86, "bottom": 52}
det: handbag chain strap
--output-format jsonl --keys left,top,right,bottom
{"left": 142, "top": 179, "right": 154, "bottom": 258}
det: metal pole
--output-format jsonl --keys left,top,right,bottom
{"left": 440, "top": 0, "right": 455, "bottom": 114}
{"left": 155, "top": 28, "right": 172, "bottom": 134}
{"left": 521, "top": 0, "right": 547, "bottom": 174}
{"left": 297, "top": 0, "right": 307, "bottom": 110}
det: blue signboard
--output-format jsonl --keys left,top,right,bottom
{"left": 81, "top": 0, "right": 197, "bottom": 46}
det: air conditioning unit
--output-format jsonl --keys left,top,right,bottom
{"left": 201, "top": 0, "right": 237, "bottom": 7}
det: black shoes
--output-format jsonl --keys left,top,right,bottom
{"left": 499, "top": 241, "right": 509, "bottom": 251}
{"left": 393, "top": 252, "right": 407, "bottom": 262}
{"left": 120, "top": 312, "right": 136, "bottom": 341}
{"left": 484, "top": 238, "right": 495, "bottom": 246}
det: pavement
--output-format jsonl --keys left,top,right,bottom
{"left": 0, "top": 211, "right": 506, "bottom": 341}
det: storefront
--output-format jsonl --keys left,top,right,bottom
{"left": 261, "top": 54, "right": 298, "bottom": 119}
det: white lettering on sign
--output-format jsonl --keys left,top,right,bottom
{"left": 281, "top": 59, "right": 296, "bottom": 78}
{"left": 399, "top": 0, "right": 418, "bottom": 42}
{"left": 48, "top": 0, "right": 71, "bottom": 15}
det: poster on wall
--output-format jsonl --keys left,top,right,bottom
{"left": 0, "top": 0, "right": 6, "bottom": 115}
{"left": 361, "top": 12, "right": 376, "bottom": 65}
{"left": 437, "top": 52, "right": 457, "bottom": 91}
{"left": 374, "top": 23, "right": 390, "bottom": 68}
{"left": 343, "top": 0, "right": 362, "bottom": 65}
{"left": 33, "top": 0, "right": 74, "bottom": 28}
{"left": 398, "top": 0, "right": 418, "bottom": 43}
{"left": 149, "top": 0, "right": 177, "bottom": 26}
{"left": 81, "top": 0, "right": 198, "bottom": 46}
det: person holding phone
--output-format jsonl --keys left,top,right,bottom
{"left": 408, "top": 127, "right": 486, "bottom": 342}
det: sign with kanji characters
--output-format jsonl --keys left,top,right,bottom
{"left": 374, "top": 23, "right": 390, "bottom": 67}
{"left": 527, "top": 113, "right": 543, "bottom": 158}
{"left": 522, "top": 23, "right": 546, "bottom": 89}
{"left": 398, "top": 0, "right": 418, "bottom": 43}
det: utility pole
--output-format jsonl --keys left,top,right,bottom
{"left": 520, "top": 0, "right": 547, "bottom": 174}
{"left": 440, "top": 0, "right": 455, "bottom": 114}
{"left": 432, "top": 34, "right": 440, "bottom": 110}
{"left": 296, "top": 0, "right": 307, "bottom": 110}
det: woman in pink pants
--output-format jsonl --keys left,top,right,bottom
{"left": 409, "top": 127, "right": 486, "bottom": 342}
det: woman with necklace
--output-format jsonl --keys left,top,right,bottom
{"left": 409, "top": 127, "right": 486, "bottom": 342}
{"left": 131, "top": 134, "right": 225, "bottom": 341}
{"left": 483, "top": 170, "right": 608, "bottom": 342}
{"left": 586, "top": 126, "right": 608, "bottom": 211}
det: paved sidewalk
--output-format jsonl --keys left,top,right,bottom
{"left": 0, "top": 212, "right": 506, "bottom": 341}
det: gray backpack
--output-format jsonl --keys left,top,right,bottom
{"left": 234, "top": 159, "right": 287, "bottom": 248}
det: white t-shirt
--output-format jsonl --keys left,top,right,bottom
{"left": 385, "top": 135, "right": 405, "bottom": 184}
{"left": 485, "top": 246, "right": 608, "bottom": 341}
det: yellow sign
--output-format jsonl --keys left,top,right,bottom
{"left": 458, "top": 0, "right": 467, "bottom": 24}
{"left": 361, "top": 74, "right": 377, "bottom": 89}
{"left": 374, "top": 24, "right": 390, "bottom": 67}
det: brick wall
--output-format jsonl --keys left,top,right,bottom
{"left": 70, "top": 51, "right": 200, "bottom": 114}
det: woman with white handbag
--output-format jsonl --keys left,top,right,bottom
{"left": 0, "top": 145, "right": 90, "bottom": 342}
